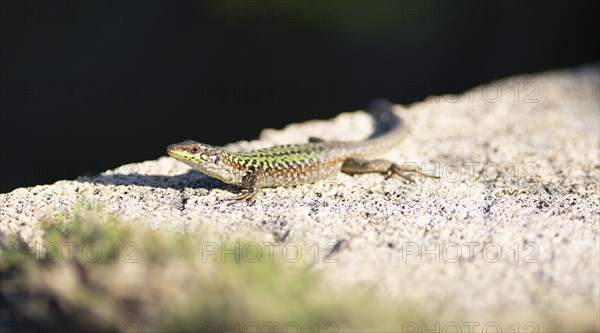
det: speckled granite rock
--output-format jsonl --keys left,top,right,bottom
{"left": 1, "top": 65, "right": 599, "bottom": 329}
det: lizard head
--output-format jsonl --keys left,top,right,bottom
{"left": 167, "top": 140, "right": 224, "bottom": 168}
{"left": 167, "top": 140, "right": 236, "bottom": 183}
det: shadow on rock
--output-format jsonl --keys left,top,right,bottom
{"left": 76, "top": 169, "right": 230, "bottom": 191}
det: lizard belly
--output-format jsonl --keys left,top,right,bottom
{"left": 261, "top": 160, "right": 344, "bottom": 188}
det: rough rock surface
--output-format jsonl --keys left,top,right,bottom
{"left": 1, "top": 65, "right": 599, "bottom": 329}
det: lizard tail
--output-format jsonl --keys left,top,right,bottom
{"left": 327, "top": 98, "right": 407, "bottom": 157}
{"left": 366, "top": 98, "right": 405, "bottom": 143}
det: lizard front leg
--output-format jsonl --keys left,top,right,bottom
{"left": 341, "top": 158, "right": 438, "bottom": 182}
{"left": 227, "top": 170, "right": 264, "bottom": 201}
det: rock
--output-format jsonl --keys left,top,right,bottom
{"left": 1, "top": 64, "right": 598, "bottom": 327}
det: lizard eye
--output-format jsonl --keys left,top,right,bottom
{"left": 191, "top": 147, "right": 200, "bottom": 153}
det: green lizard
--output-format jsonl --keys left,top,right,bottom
{"left": 167, "top": 99, "right": 437, "bottom": 200}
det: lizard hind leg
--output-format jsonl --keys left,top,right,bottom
{"left": 341, "top": 158, "right": 438, "bottom": 183}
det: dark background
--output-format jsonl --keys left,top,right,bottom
{"left": 1, "top": 0, "right": 599, "bottom": 193}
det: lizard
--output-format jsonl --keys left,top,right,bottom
{"left": 166, "top": 99, "right": 438, "bottom": 201}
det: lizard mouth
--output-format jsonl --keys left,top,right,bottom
{"left": 166, "top": 144, "right": 178, "bottom": 158}
{"left": 166, "top": 145, "right": 200, "bottom": 169}
{"left": 166, "top": 144, "right": 176, "bottom": 156}
{"left": 166, "top": 144, "right": 189, "bottom": 161}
